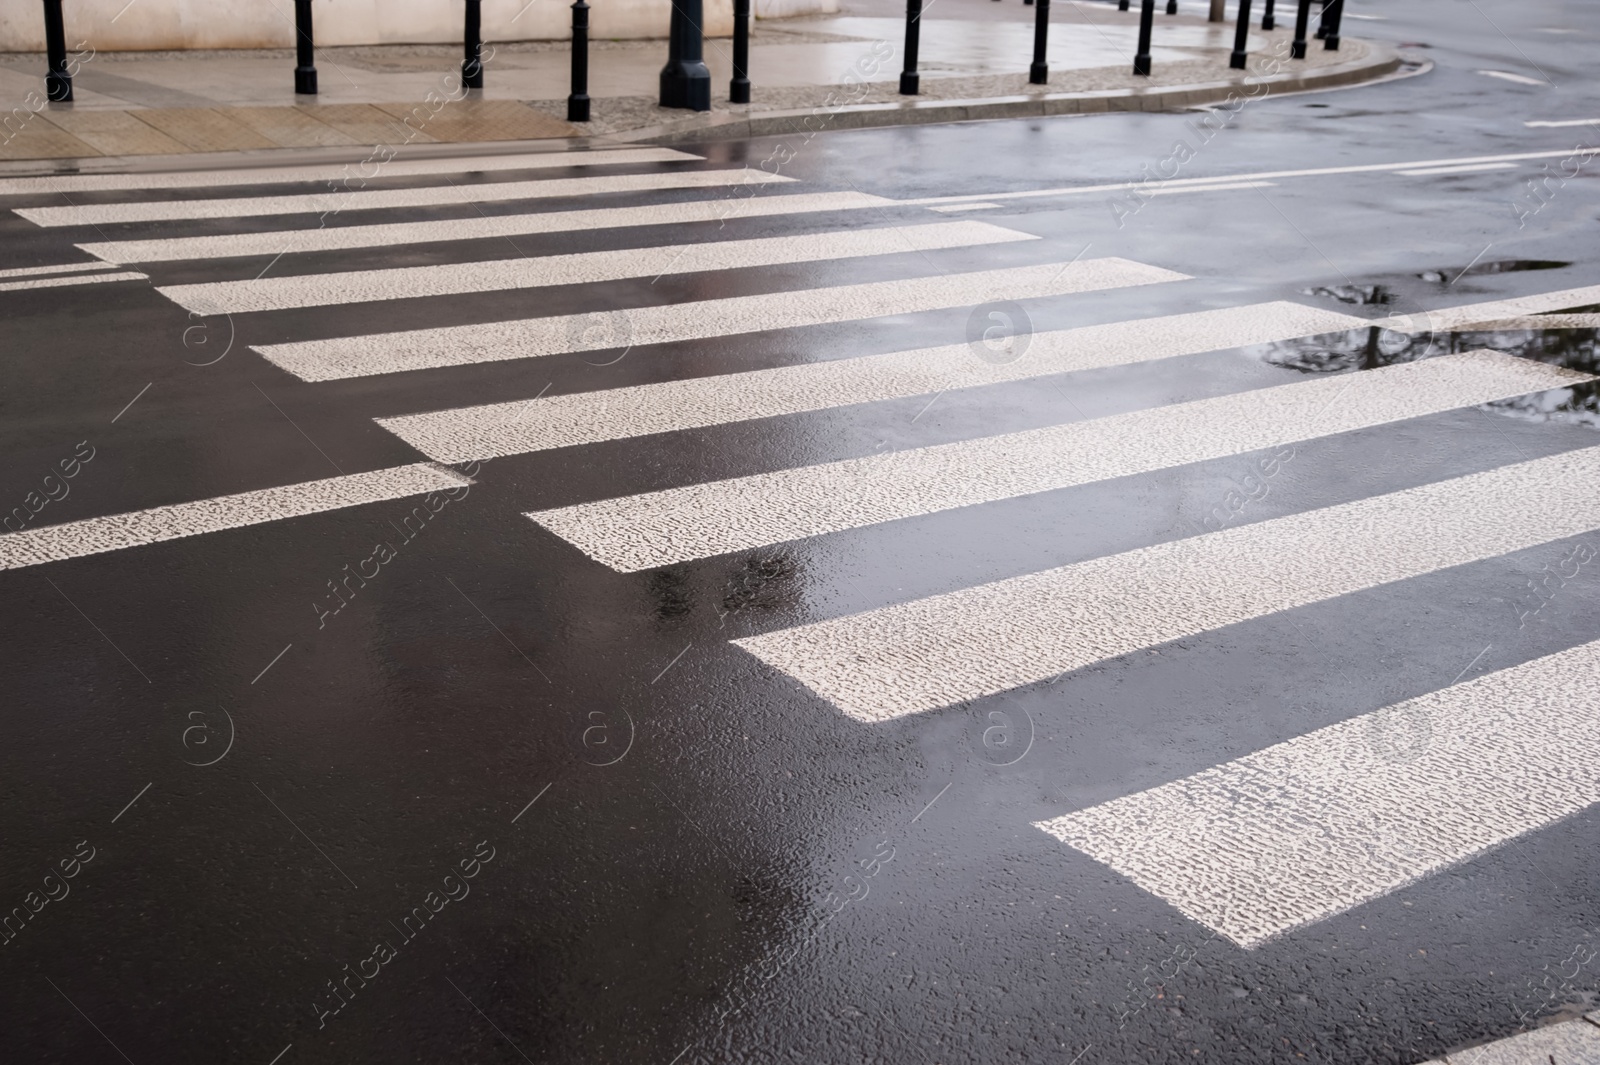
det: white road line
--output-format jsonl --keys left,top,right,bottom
{"left": 376, "top": 300, "right": 1367, "bottom": 461}
{"left": 1396, "top": 162, "right": 1519, "bottom": 177}
{"left": 75, "top": 191, "right": 898, "bottom": 265}
{"left": 526, "top": 352, "right": 1591, "bottom": 571}
{"left": 1377, "top": 284, "right": 1600, "bottom": 331}
{"left": 0, "top": 261, "right": 121, "bottom": 279}
{"left": 927, "top": 202, "right": 1003, "bottom": 213}
{"left": 0, "top": 463, "right": 469, "bottom": 571}
{"left": 0, "top": 271, "right": 148, "bottom": 292}
{"left": 1525, "top": 118, "right": 1600, "bottom": 128}
{"left": 158, "top": 222, "right": 1038, "bottom": 315}
{"left": 902, "top": 147, "right": 1600, "bottom": 206}
{"left": 260, "top": 257, "right": 1187, "bottom": 383}
{"left": 732, "top": 446, "right": 1600, "bottom": 722}
{"left": 14, "top": 169, "right": 792, "bottom": 228}
{"left": 0, "top": 148, "right": 701, "bottom": 196}
{"left": 1478, "top": 70, "right": 1549, "bottom": 87}
{"left": 1036, "top": 637, "right": 1600, "bottom": 949}
{"left": 1141, "top": 180, "right": 1275, "bottom": 195}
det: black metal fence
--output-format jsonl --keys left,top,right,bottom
{"left": 37, "top": 0, "right": 1350, "bottom": 120}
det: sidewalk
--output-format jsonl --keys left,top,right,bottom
{"left": 0, "top": 0, "right": 1403, "bottom": 167}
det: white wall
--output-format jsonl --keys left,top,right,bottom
{"left": 0, "top": 0, "right": 831, "bottom": 51}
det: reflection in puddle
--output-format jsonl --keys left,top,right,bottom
{"left": 1258, "top": 323, "right": 1600, "bottom": 431}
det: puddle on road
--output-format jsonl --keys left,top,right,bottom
{"left": 1257, "top": 264, "right": 1600, "bottom": 430}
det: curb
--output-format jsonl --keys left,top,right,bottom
{"left": 610, "top": 42, "right": 1406, "bottom": 145}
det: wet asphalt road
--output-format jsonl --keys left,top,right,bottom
{"left": 2, "top": 1, "right": 1600, "bottom": 1063}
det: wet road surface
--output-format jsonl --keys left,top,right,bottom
{"left": 2, "top": 1, "right": 1599, "bottom": 1062}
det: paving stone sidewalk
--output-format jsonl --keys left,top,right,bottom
{"left": 0, "top": 0, "right": 1401, "bottom": 165}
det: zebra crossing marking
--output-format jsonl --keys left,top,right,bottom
{"left": 374, "top": 301, "right": 1368, "bottom": 462}
{"left": 0, "top": 464, "right": 469, "bottom": 571}
{"left": 0, "top": 271, "right": 148, "bottom": 292}
{"left": 0, "top": 261, "right": 121, "bottom": 279}
{"left": 13, "top": 169, "right": 792, "bottom": 228}
{"left": 74, "top": 191, "right": 898, "bottom": 265}
{"left": 524, "top": 351, "right": 1592, "bottom": 571}
{"left": 1374, "top": 284, "right": 1600, "bottom": 331}
{"left": 732, "top": 446, "right": 1600, "bottom": 722}
{"left": 157, "top": 221, "right": 1039, "bottom": 315}
{"left": 260, "top": 257, "right": 1187, "bottom": 383}
{"left": 1035, "top": 637, "right": 1600, "bottom": 948}
{"left": 0, "top": 148, "right": 702, "bottom": 197}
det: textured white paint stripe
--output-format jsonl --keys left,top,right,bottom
{"left": 1382, "top": 285, "right": 1600, "bottom": 331}
{"left": 14, "top": 169, "right": 791, "bottom": 227}
{"left": 377, "top": 300, "right": 1366, "bottom": 462}
{"left": 0, "top": 148, "right": 701, "bottom": 196}
{"left": 1456, "top": 314, "right": 1600, "bottom": 330}
{"left": 0, "top": 463, "right": 469, "bottom": 571}
{"left": 261, "top": 257, "right": 1188, "bottom": 383}
{"left": 158, "top": 222, "right": 1037, "bottom": 315}
{"left": 528, "top": 352, "right": 1592, "bottom": 571}
{"left": 75, "top": 191, "right": 895, "bottom": 265}
{"left": 1035, "top": 637, "right": 1600, "bottom": 948}
{"left": 0, "top": 261, "right": 120, "bottom": 278}
{"left": 1525, "top": 119, "right": 1600, "bottom": 128}
{"left": 732, "top": 447, "right": 1600, "bottom": 722}
{"left": 0, "top": 271, "right": 147, "bottom": 292}
{"left": 1141, "top": 180, "right": 1275, "bottom": 195}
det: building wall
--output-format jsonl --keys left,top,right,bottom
{"left": 0, "top": 0, "right": 830, "bottom": 51}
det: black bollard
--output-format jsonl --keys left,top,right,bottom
{"left": 731, "top": 0, "right": 751, "bottom": 103}
{"left": 1315, "top": 0, "right": 1328, "bottom": 38}
{"left": 1262, "top": 0, "right": 1275, "bottom": 30}
{"left": 1323, "top": 0, "right": 1342, "bottom": 49}
{"left": 1291, "top": 0, "right": 1311, "bottom": 57}
{"left": 1029, "top": 0, "right": 1050, "bottom": 83}
{"left": 900, "top": 0, "right": 921, "bottom": 94}
{"left": 568, "top": 0, "right": 590, "bottom": 120}
{"left": 463, "top": 0, "right": 484, "bottom": 89}
{"left": 660, "top": 0, "right": 711, "bottom": 108}
{"left": 292, "top": 0, "right": 317, "bottom": 95}
{"left": 1166, "top": 0, "right": 1177, "bottom": 13}
{"left": 1229, "top": 0, "right": 1252, "bottom": 68}
{"left": 1133, "top": 0, "right": 1154, "bottom": 74}
{"left": 1119, "top": 0, "right": 1129, "bottom": 9}
{"left": 42, "top": 0, "right": 72, "bottom": 102}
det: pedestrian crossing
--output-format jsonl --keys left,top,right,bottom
{"left": 5, "top": 147, "right": 1600, "bottom": 957}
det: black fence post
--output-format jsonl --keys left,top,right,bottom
{"left": 1029, "top": 0, "right": 1050, "bottom": 83}
{"left": 42, "top": 0, "right": 72, "bottom": 102}
{"left": 1323, "top": 0, "right": 1342, "bottom": 49}
{"left": 1133, "top": 0, "right": 1154, "bottom": 74}
{"left": 1166, "top": 0, "right": 1177, "bottom": 14}
{"left": 292, "top": 0, "right": 317, "bottom": 95}
{"left": 731, "top": 0, "right": 751, "bottom": 103}
{"left": 1291, "top": 0, "right": 1311, "bottom": 58}
{"left": 568, "top": 0, "right": 590, "bottom": 120}
{"left": 1119, "top": 0, "right": 1129, "bottom": 9}
{"left": 660, "top": 0, "right": 711, "bottom": 109}
{"left": 463, "top": 0, "right": 484, "bottom": 88}
{"left": 1262, "top": 0, "right": 1276, "bottom": 30}
{"left": 900, "top": 0, "right": 921, "bottom": 94}
{"left": 1315, "top": 0, "right": 1329, "bottom": 38}
{"left": 1229, "top": 0, "right": 1252, "bottom": 68}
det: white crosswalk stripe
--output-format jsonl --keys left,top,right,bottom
{"left": 259, "top": 257, "right": 1186, "bottom": 382}
{"left": 1035, "top": 637, "right": 1600, "bottom": 949}
{"left": 158, "top": 221, "right": 1038, "bottom": 314}
{"left": 732, "top": 446, "right": 1600, "bottom": 722}
{"left": 74, "top": 191, "right": 897, "bottom": 265}
{"left": 13, "top": 168, "right": 791, "bottom": 227}
{"left": 0, "top": 463, "right": 470, "bottom": 571}
{"left": 376, "top": 300, "right": 1363, "bottom": 461}
{"left": 525, "top": 351, "right": 1593, "bottom": 571}
{"left": 0, "top": 147, "right": 702, "bottom": 196}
